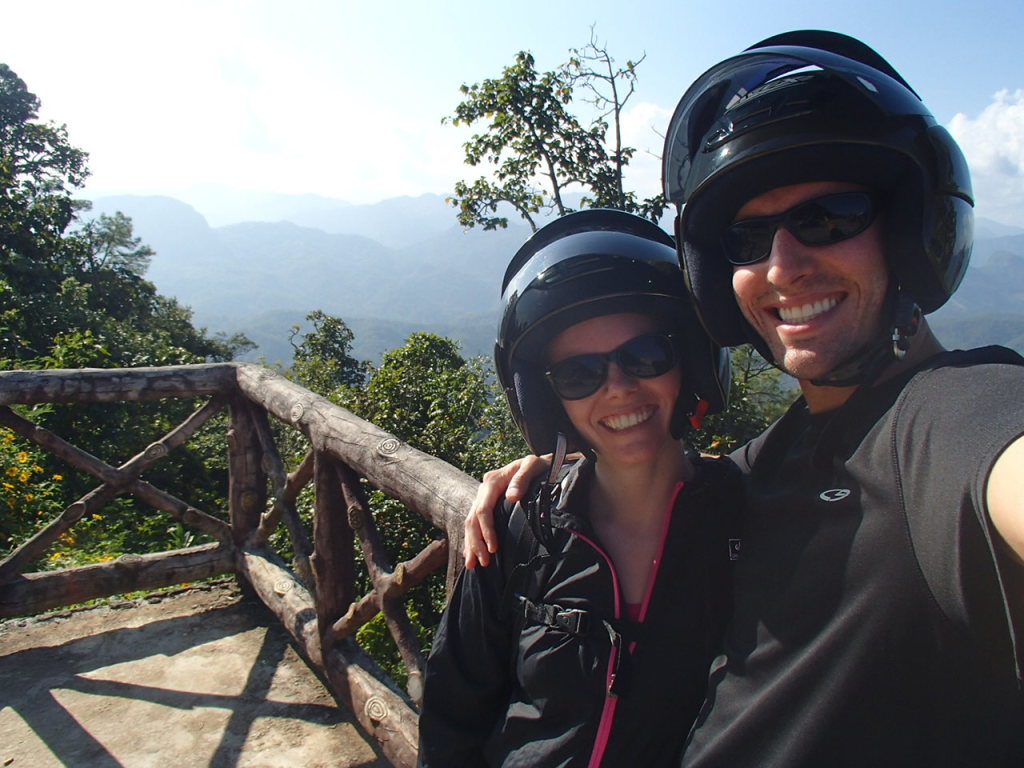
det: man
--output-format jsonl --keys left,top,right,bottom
{"left": 465, "top": 30, "right": 1024, "bottom": 766}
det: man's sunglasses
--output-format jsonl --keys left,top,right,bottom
{"left": 545, "top": 333, "right": 677, "bottom": 401}
{"left": 722, "top": 191, "right": 880, "bottom": 266}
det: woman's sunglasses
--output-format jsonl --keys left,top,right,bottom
{"left": 545, "top": 333, "right": 677, "bottom": 401}
{"left": 722, "top": 191, "right": 880, "bottom": 266}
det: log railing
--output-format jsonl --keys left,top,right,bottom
{"left": 0, "top": 362, "right": 477, "bottom": 768}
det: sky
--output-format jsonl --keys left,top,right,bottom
{"left": 5, "top": 0, "right": 1024, "bottom": 227}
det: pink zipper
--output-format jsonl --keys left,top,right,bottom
{"left": 581, "top": 481, "right": 684, "bottom": 767}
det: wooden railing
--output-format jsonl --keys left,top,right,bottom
{"left": 0, "top": 362, "right": 477, "bottom": 768}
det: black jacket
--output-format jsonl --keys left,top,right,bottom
{"left": 418, "top": 456, "right": 742, "bottom": 767}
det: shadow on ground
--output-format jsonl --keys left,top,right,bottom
{"left": 0, "top": 581, "right": 389, "bottom": 768}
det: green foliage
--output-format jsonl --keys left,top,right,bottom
{"left": 0, "top": 63, "right": 89, "bottom": 268}
{"left": 288, "top": 310, "right": 368, "bottom": 396}
{"left": 341, "top": 333, "right": 528, "bottom": 676}
{"left": 0, "top": 62, "right": 251, "bottom": 567}
{"left": 353, "top": 332, "right": 488, "bottom": 465}
{"left": 356, "top": 602, "right": 436, "bottom": 689}
{"left": 350, "top": 332, "right": 487, "bottom": 607}
{"left": 445, "top": 36, "right": 664, "bottom": 232}
{"left": 461, "top": 372, "right": 530, "bottom": 479}
{"left": 0, "top": 62, "right": 252, "bottom": 368}
{"left": 691, "top": 345, "right": 797, "bottom": 455}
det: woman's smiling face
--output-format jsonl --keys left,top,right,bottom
{"left": 546, "top": 312, "right": 682, "bottom": 467}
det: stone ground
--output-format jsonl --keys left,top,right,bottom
{"left": 0, "top": 580, "right": 390, "bottom": 768}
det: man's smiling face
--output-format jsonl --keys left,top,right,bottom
{"left": 730, "top": 181, "right": 890, "bottom": 383}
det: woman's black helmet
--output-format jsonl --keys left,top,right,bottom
{"left": 496, "top": 208, "right": 730, "bottom": 455}
{"left": 662, "top": 30, "right": 973, "bottom": 362}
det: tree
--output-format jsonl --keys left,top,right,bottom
{"left": 0, "top": 63, "right": 89, "bottom": 267}
{"left": 75, "top": 211, "right": 154, "bottom": 274}
{"left": 566, "top": 30, "right": 664, "bottom": 218}
{"left": 354, "top": 332, "right": 489, "bottom": 467}
{"left": 691, "top": 346, "right": 797, "bottom": 455}
{"left": 0, "top": 63, "right": 254, "bottom": 562}
{"left": 445, "top": 36, "right": 664, "bottom": 232}
{"left": 288, "top": 310, "right": 368, "bottom": 396}
{"left": 346, "top": 333, "right": 490, "bottom": 674}
{"left": 0, "top": 62, "right": 251, "bottom": 368}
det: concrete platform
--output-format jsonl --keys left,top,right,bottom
{"left": 0, "top": 580, "right": 390, "bottom": 768}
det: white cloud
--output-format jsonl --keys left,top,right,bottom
{"left": 620, "top": 101, "right": 673, "bottom": 203}
{"left": 948, "top": 89, "right": 1024, "bottom": 226}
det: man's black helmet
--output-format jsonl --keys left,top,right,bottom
{"left": 662, "top": 30, "right": 974, "bottom": 356}
{"left": 496, "top": 208, "right": 730, "bottom": 455}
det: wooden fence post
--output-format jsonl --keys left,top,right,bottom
{"left": 227, "top": 397, "right": 266, "bottom": 549}
{"left": 310, "top": 451, "right": 355, "bottom": 654}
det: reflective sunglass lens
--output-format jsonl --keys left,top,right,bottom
{"left": 618, "top": 335, "right": 675, "bottom": 377}
{"left": 723, "top": 192, "right": 877, "bottom": 266}
{"left": 546, "top": 334, "right": 676, "bottom": 400}
{"left": 723, "top": 223, "right": 774, "bottom": 266}
{"left": 549, "top": 356, "right": 605, "bottom": 400}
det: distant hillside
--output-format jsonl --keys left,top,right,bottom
{"left": 89, "top": 193, "right": 530, "bottom": 363}
{"left": 88, "top": 192, "right": 1024, "bottom": 365}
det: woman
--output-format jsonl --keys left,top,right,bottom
{"left": 417, "top": 209, "right": 742, "bottom": 767}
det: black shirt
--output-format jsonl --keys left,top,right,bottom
{"left": 683, "top": 348, "right": 1024, "bottom": 767}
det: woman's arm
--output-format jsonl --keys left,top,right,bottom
{"left": 419, "top": 524, "right": 516, "bottom": 766}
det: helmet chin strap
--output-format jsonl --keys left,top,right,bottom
{"left": 809, "top": 290, "right": 922, "bottom": 388}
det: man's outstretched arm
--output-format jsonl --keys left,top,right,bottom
{"left": 988, "top": 434, "right": 1024, "bottom": 564}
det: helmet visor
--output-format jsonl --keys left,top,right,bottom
{"left": 663, "top": 48, "right": 932, "bottom": 205}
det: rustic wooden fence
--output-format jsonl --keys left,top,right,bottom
{"left": 0, "top": 362, "right": 478, "bottom": 768}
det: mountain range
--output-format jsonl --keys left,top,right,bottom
{"left": 87, "top": 191, "right": 1024, "bottom": 367}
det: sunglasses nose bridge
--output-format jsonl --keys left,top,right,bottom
{"left": 602, "top": 356, "right": 642, "bottom": 390}
{"left": 763, "top": 226, "right": 824, "bottom": 286}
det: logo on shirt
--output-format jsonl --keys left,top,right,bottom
{"left": 728, "top": 538, "right": 742, "bottom": 560}
{"left": 819, "top": 488, "right": 851, "bottom": 502}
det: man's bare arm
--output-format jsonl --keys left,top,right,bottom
{"left": 988, "top": 434, "right": 1024, "bottom": 564}
{"left": 463, "top": 455, "right": 550, "bottom": 569}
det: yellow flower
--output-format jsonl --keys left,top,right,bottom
{"left": 19, "top": 470, "right": 30, "bottom": 483}
{"left": 2, "top": 482, "right": 13, "bottom": 491}
{"left": 91, "top": 513, "right": 102, "bottom": 521}
{"left": 52, "top": 474, "right": 63, "bottom": 481}
{"left": 25, "top": 493, "right": 34, "bottom": 501}
{"left": 5, "top": 467, "right": 17, "bottom": 477}
{"left": 17, "top": 452, "right": 29, "bottom": 464}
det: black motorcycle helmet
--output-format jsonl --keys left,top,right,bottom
{"left": 496, "top": 208, "right": 730, "bottom": 455}
{"left": 662, "top": 30, "right": 973, "bottom": 381}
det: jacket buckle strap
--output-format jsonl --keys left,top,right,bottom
{"left": 555, "top": 608, "right": 589, "bottom": 635}
{"left": 519, "top": 596, "right": 591, "bottom": 637}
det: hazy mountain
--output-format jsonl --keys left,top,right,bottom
{"left": 931, "top": 245, "right": 1024, "bottom": 353}
{"left": 89, "top": 193, "right": 531, "bottom": 363}
{"left": 87, "top": 191, "right": 1024, "bottom": 364}
{"left": 89, "top": 187, "right": 457, "bottom": 249}
{"left": 974, "top": 218, "right": 1024, "bottom": 242}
